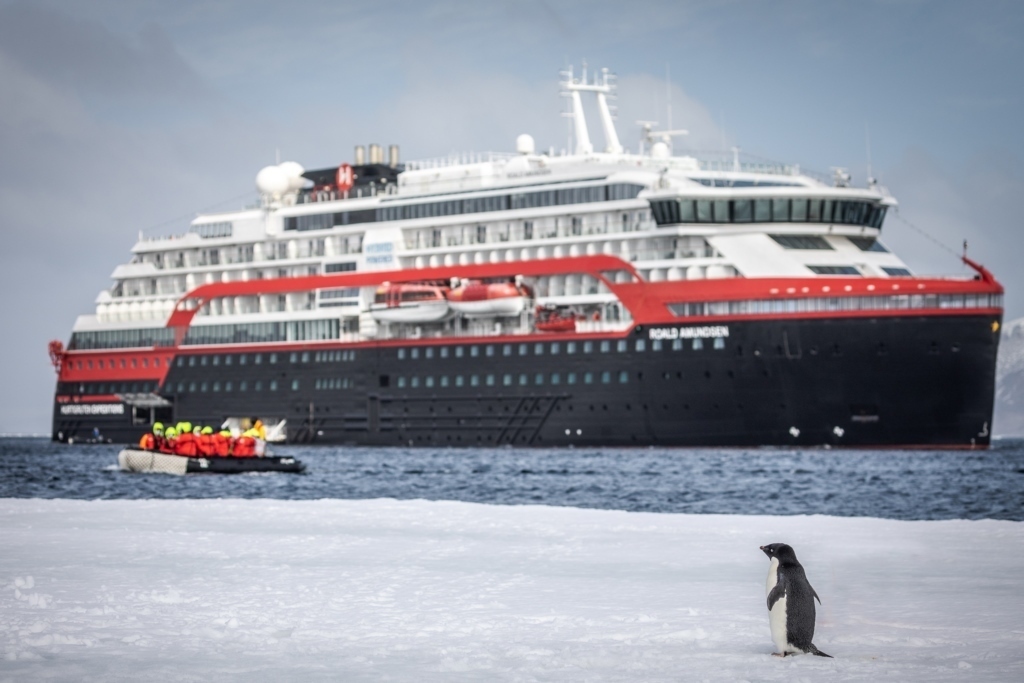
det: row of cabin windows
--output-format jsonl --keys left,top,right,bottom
{"left": 172, "top": 379, "right": 282, "bottom": 393}
{"left": 59, "top": 381, "right": 159, "bottom": 395}
{"left": 650, "top": 197, "right": 886, "bottom": 228}
{"left": 395, "top": 370, "right": 632, "bottom": 389}
{"left": 69, "top": 328, "right": 175, "bottom": 351}
{"left": 71, "top": 356, "right": 164, "bottom": 371}
{"left": 174, "top": 349, "right": 357, "bottom": 368}
{"left": 395, "top": 337, "right": 725, "bottom": 360}
{"left": 668, "top": 292, "right": 1004, "bottom": 318}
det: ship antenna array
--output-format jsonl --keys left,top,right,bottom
{"left": 559, "top": 63, "right": 623, "bottom": 155}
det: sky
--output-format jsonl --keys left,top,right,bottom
{"left": 1, "top": 0, "right": 1022, "bottom": 433}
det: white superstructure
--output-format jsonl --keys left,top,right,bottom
{"left": 71, "top": 67, "right": 908, "bottom": 349}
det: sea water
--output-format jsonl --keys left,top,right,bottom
{"left": 1, "top": 436, "right": 1022, "bottom": 520}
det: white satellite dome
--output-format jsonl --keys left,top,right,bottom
{"left": 278, "top": 161, "right": 306, "bottom": 191}
{"left": 650, "top": 141, "right": 670, "bottom": 159}
{"left": 515, "top": 133, "right": 535, "bottom": 155}
{"left": 256, "top": 165, "right": 289, "bottom": 196}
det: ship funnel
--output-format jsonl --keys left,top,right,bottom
{"left": 369, "top": 144, "right": 383, "bottom": 164}
{"left": 354, "top": 145, "right": 365, "bottom": 165}
{"left": 388, "top": 144, "right": 400, "bottom": 168}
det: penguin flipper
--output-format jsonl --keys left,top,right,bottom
{"left": 767, "top": 582, "right": 785, "bottom": 611}
{"left": 812, "top": 586, "right": 822, "bottom": 605}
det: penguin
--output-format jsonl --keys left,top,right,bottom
{"left": 759, "top": 543, "right": 832, "bottom": 658}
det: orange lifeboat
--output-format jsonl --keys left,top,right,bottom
{"left": 369, "top": 282, "right": 451, "bottom": 323}
{"left": 447, "top": 278, "right": 530, "bottom": 318}
{"left": 535, "top": 304, "right": 577, "bottom": 332}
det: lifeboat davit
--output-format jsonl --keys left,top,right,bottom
{"left": 447, "top": 278, "right": 530, "bottom": 318}
{"left": 369, "top": 282, "right": 451, "bottom": 323}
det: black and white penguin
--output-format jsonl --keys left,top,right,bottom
{"left": 759, "top": 543, "right": 832, "bottom": 658}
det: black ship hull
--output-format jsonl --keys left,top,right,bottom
{"left": 54, "top": 314, "right": 1000, "bottom": 448}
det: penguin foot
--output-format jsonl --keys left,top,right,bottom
{"left": 771, "top": 652, "right": 789, "bottom": 658}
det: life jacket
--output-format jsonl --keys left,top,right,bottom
{"left": 139, "top": 433, "right": 155, "bottom": 451}
{"left": 161, "top": 436, "right": 178, "bottom": 454}
{"left": 233, "top": 436, "right": 256, "bottom": 457}
{"left": 196, "top": 434, "right": 216, "bottom": 457}
{"left": 213, "top": 433, "right": 231, "bottom": 457}
{"left": 175, "top": 432, "right": 198, "bottom": 457}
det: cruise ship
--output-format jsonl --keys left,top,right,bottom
{"left": 50, "top": 67, "right": 1003, "bottom": 448}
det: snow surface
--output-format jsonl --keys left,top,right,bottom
{"left": 2, "top": 498, "right": 1023, "bottom": 682}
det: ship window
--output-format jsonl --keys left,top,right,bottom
{"left": 270, "top": 380, "right": 278, "bottom": 391}
{"left": 693, "top": 339, "right": 704, "bottom": 350}
{"left": 177, "top": 382, "right": 185, "bottom": 393}
{"left": 97, "top": 359, "right": 104, "bottom": 369}
{"left": 239, "top": 380, "right": 247, "bottom": 391}
{"left": 566, "top": 342, "right": 577, "bottom": 354}
{"left": 154, "top": 358, "right": 161, "bottom": 368}
{"left": 712, "top": 200, "right": 730, "bottom": 223}
{"left": 695, "top": 200, "right": 712, "bottom": 222}
{"left": 822, "top": 199, "right": 834, "bottom": 222}
{"left": 652, "top": 339, "right": 662, "bottom": 351}
{"left": 503, "top": 344, "right": 512, "bottom": 356}
{"left": 440, "top": 347, "right": 449, "bottom": 358}
{"left": 239, "top": 355, "right": 247, "bottom": 365}
{"left": 411, "top": 348, "right": 420, "bottom": 360}
{"left": 535, "top": 373, "right": 544, "bottom": 385}
{"left": 617, "top": 340, "right": 627, "bottom": 352}
{"left": 772, "top": 198, "right": 790, "bottom": 221}
{"left": 486, "top": 345, "right": 495, "bottom": 357}
{"left": 397, "top": 377, "right": 406, "bottom": 388}
{"left": 583, "top": 341, "right": 593, "bottom": 353}
{"left": 224, "top": 355, "right": 231, "bottom": 366}
{"left": 425, "top": 347, "right": 434, "bottom": 359}
{"left": 519, "top": 344, "right": 528, "bottom": 355}
{"left": 771, "top": 235, "right": 833, "bottom": 250}
{"left": 410, "top": 376, "right": 419, "bottom": 388}
{"left": 678, "top": 200, "right": 695, "bottom": 222}
{"left": 850, "top": 237, "right": 888, "bottom": 252}
{"left": 584, "top": 372, "right": 594, "bottom": 384}
{"left": 754, "top": 199, "right": 772, "bottom": 222}
{"left": 534, "top": 343, "right": 544, "bottom": 355}
{"left": 600, "top": 341, "right": 611, "bottom": 353}
{"left": 486, "top": 374, "right": 495, "bottom": 386}
{"left": 455, "top": 346, "right": 464, "bottom": 358}
{"left": 808, "top": 265, "right": 860, "bottom": 275}
{"left": 883, "top": 267, "right": 912, "bottom": 276}
{"left": 519, "top": 374, "right": 528, "bottom": 386}
{"left": 636, "top": 339, "right": 646, "bottom": 352}
{"left": 551, "top": 373, "right": 561, "bottom": 385}
{"left": 672, "top": 338, "right": 683, "bottom": 350}
{"left": 714, "top": 337, "right": 726, "bottom": 350}
{"left": 455, "top": 375, "right": 464, "bottom": 387}
{"left": 289, "top": 379, "right": 298, "bottom": 390}
{"left": 619, "top": 371, "right": 629, "bottom": 383}
{"left": 131, "top": 358, "right": 138, "bottom": 368}
{"left": 200, "top": 356, "right": 207, "bottom": 366}
{"left": 601, "top": 371, "right": 611, "bottom": 384}
{"left": 254, "top": 380, "right": 262, "bottom": 391}
{"left": 270, "top": 353, "right": 278, "bottom": 364}
{"left": 188, "top": 356, "right": 195, "bottom": 367}
{"left": 440, "top": 376, "right": 449, "bottom": 387}
{"left": 791, "top": 199, "right": 808, "bottom": 222}
{"left": 225, "top": 381, "right": 233, "bottom": 392}
{"left": 567, "top": 372, "right": 577, "bottom": 384}
{"left": 733, "top": 199, "right": 752, "bottom": 223}
{"left": 301, "top": 352, "right": 309, "bottom": 363}
{"left": 470, "top": 346, "right": 479, "bottom": 357}
{"left": 210, "top": 355, "right": 219, "bottom": 366}
{"left": 503, "top": 374, "right": 512, "bottom": 386}
{"left": 807, "top": 199, "right": 822, "bottom": 222}
{"left": 212, "top": 381, "right": 220, "bottom": 392}
{"left": 425, "top": 376, "right": 434, "bottom": 388}
{"left": 200, "top": 381, "right": 208, "bottom": 392}
{"left": 289, "top": 352, "right": 297, "bottom": 363}
{"left": 397, "top": 349, "right": 405, "bottom": 360}
{"left": 550, "top": 342, "right": 560, "bottom": 354}
{"left": 470, "top": 374, "right": 479, "bottom": 386}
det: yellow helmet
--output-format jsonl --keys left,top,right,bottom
{"left": 201, "top": 426, "right": 213, "bottom": 435}
{"left": 153, "top": 422, "right": 164, "bottom": 431}
{"left": 165, "top": 427, "right": 177, "bottom": 437}
{"left": 219, "top": 430, "right": 231, "bottom": 437}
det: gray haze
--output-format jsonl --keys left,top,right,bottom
{"left": 1, "top": 0, "right": 1021, "bottom": 433}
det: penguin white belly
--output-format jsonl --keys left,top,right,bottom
{"left": 766, "top": 557, "right": 779, "bottom": 596}
{"left": 769, "top": 595, "right": 789, "bottom": 653}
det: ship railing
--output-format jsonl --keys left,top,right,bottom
{"left": 404, "top": 152, "right": 519, "bottom": 171}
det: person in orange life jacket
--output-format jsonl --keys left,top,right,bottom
{"left": 175, "top": 422, "right": 197, "bottom": 457}
{"left": 234, "top": 428, "right": 257, "bottom": 457}
{"left": 161, "top": 426, "right": 178, "bottom": 454}
{"left": 196, "top": 426, "right": 216, "bottom": 456}
{"left": 213, "top": 429, "right": 232, "bottom": 457}
{"left": 139, "top": 422, "right": 162, "bottom": 451}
